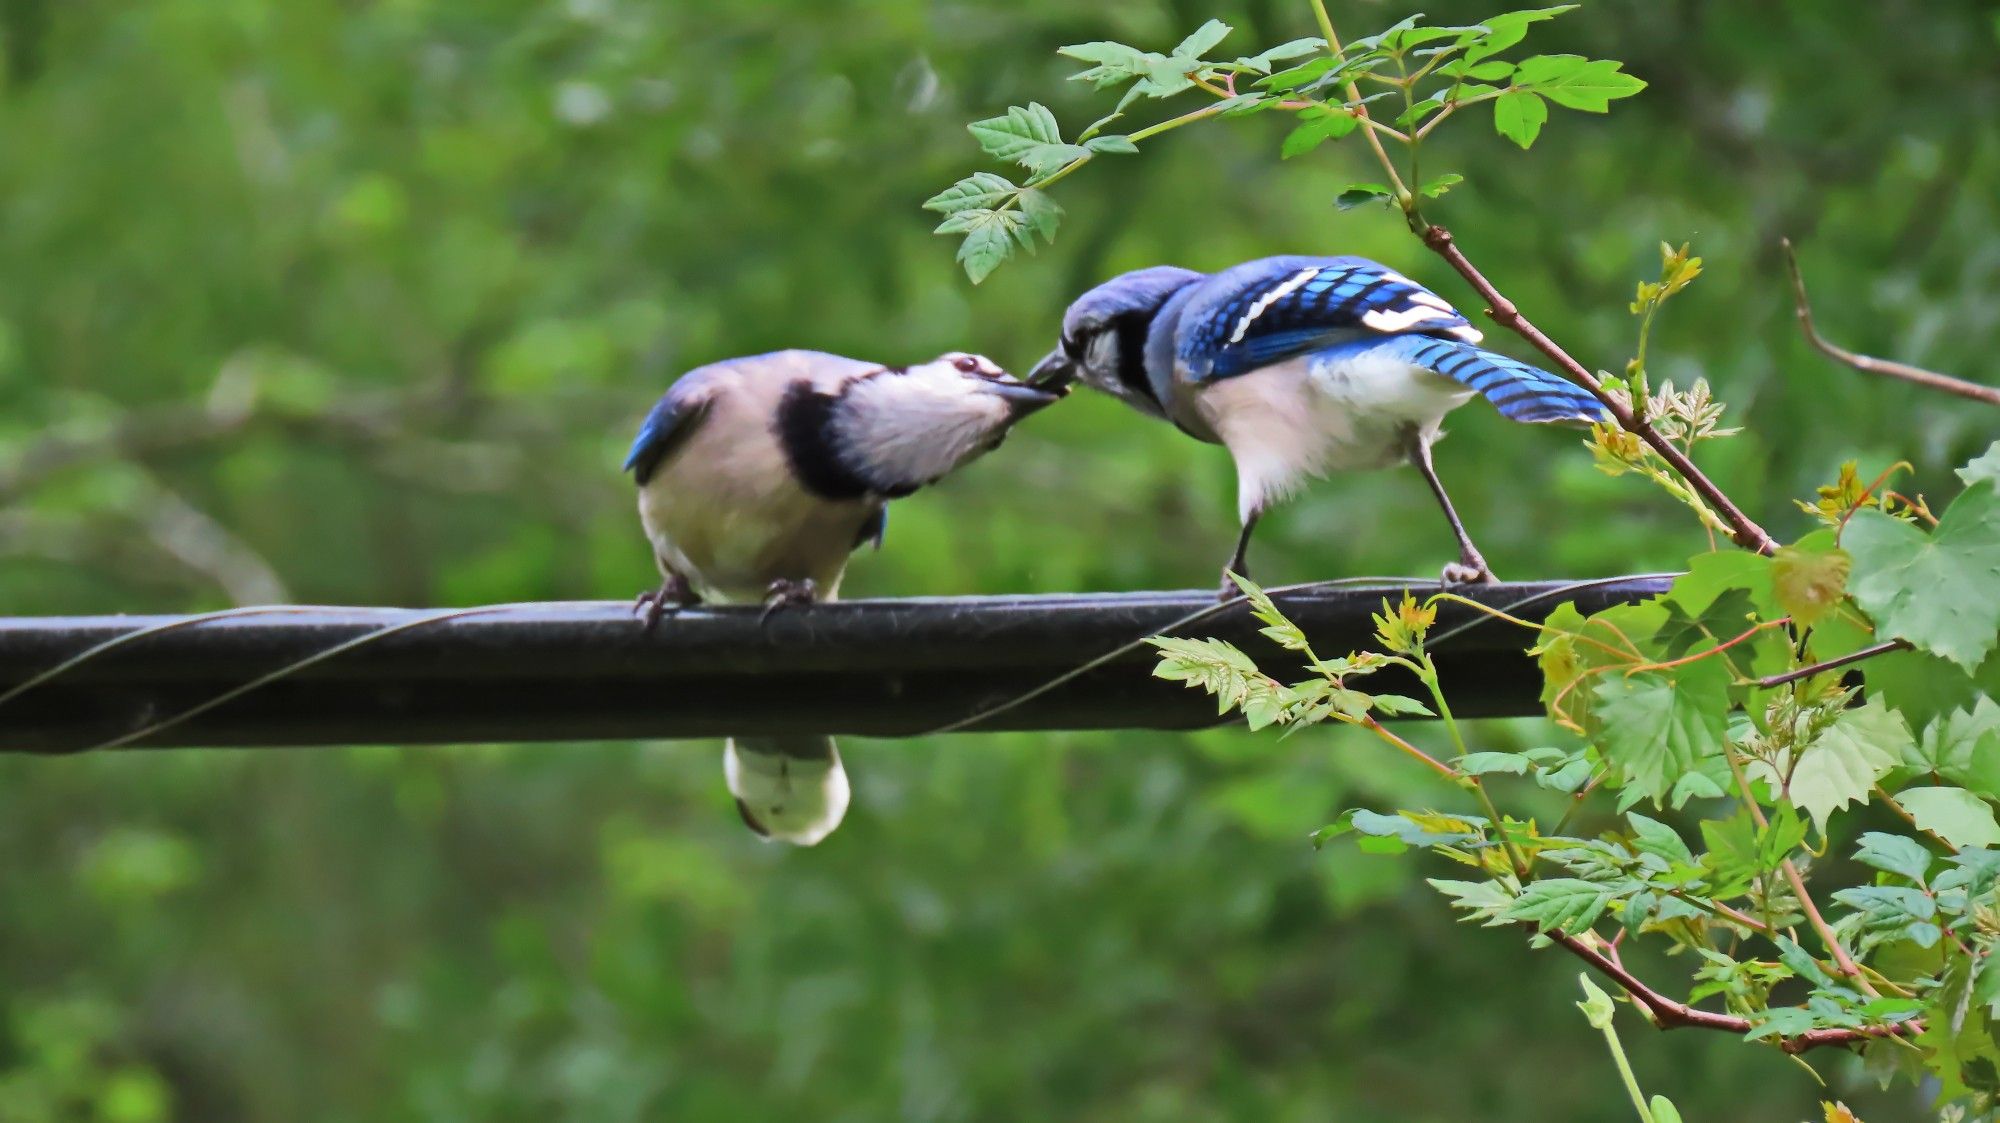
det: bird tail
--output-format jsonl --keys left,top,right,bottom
{"left": 1390, "top": 336, "right": 1608, "bottom": 424}
{"left": 724, "top": 736, "right": 850, "bottom": 846}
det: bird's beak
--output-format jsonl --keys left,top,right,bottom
{"left": 982, "top": 374, "right": 1066, "bottom": 419}
{"left": 1027, "top": 348, "right": 1077, "bottom": 393}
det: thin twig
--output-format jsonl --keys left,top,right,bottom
{"left": 1656, "top": 888, "right": 1780, "bottom": 937}
{"left": 1543, "top": 929, "right": 1919, "bottom": 1055}
{"left": 129, "top": 469, "right": 289, "bottom": 605}
{"left": 1417, "top": 226, "right": 1778, "bottom": 555}
{"left": 1754, "top": 639, "right": 1908, "bottom": 689}
{"left": 1311, "top": 0, "right": 1411, "bottom": 201}
{"left": 1360, "top": 713, "right": 1458, "bottom": 781}
{"left": 1630, "top": 618, "right": 1789, "bottom": 676}
{"left": 1781, "top": 238, "right": 2000, "bottom": 406}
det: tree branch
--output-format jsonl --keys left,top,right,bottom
{"left": 128, "top": 469, "right": 289, "bottom": 605}
{"left": 1543, "top": 929, "right": 1919, "bottom": 1055}
{"left": 0, "top": 389, "right": 411, "bottom": 503}
{"left": 1754, "top": 639, "right": 1909, "bottom": 689}
{"left": 1782, "top": 238, "right": 2000, "bottom": 406}
{"left": 1417, "top": 225, "right": 1778, "bottom": 555}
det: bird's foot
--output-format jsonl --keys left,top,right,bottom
{"left": 633, "top": 575, "right": 698, "bottom": 631}
{"left": 1440, "top": 559, "right": 1499, "bottom": 587}
{"left": 760, "top": 578, "right": 818, "bottom": 624}
{"left": 1218, "top": 569, "right": 1247, "bottom": 603}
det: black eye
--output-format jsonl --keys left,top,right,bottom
{"left": 952, "top": 356, "right": 980, "bottom": 373}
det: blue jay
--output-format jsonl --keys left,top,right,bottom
{"left": 1030, "top": 256, "right": 1607, "bottom": 594}
{"left": 625, "top": 348, "right": 1061, "bottom": 844}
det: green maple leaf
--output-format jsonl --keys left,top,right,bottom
{"left": 1909, "top": 697, "right": 2000, "bottom": 792}
{"left": 1917, "top": 959, "right": 2000, "bottom": 1100}
{"left": 1898, "top": 786, "right": 2000, "bottom": 848}
{"left": 1955, "top": 440, "right": 2000, "bottom": 489}
{"left": 1670, "top": 549, "right": 1777, "bottom": 619}
{"left": 1590, "top": 659, "right": 1729, "bottom": 806}
{"left": 1846, "top": 482, "right": 2000, "bottom": 672}
{"left": 1782, "top": 700, "right": 1913, "bottom": 833}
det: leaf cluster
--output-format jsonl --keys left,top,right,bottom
{"left": 929, "top": 7, "right": 1647, "bottom": 280}
{"left": 1154, "top": 445, "right": 2000, "bottom": 1111}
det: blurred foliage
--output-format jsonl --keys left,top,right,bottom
{"left": 1, "top": 0, "right": 1997, "bottom": 1119}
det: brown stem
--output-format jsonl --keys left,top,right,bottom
{"left": 1754, "top": 639, "right": 1909, "bottom": 689}
{"left": 1779, "top": 859, "right": 1875, "bottom": 991}
{"left": 1543, "top": 929, "right": 1918, "bottom": 1055}
{"left": 1634, "top": 618, "right": 1788, "bottom": 675}
{"left": 1722, "top": 743, "right": 1875, "bottom": 989}
{"left": 1417, "top": 225, "right": 1778, "bottom": 555}
{"left": 1670, "top": 892, "right": 1779, "bottom": 937}
{"left": 1782, "top": 238, "right": 2000, "bottom": 406}
{"left": 1359, "top": 714, "right": 1458, "bottom": 780}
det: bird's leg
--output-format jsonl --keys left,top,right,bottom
{"left": 634, "top": 572, "right": 699, "bottom": 631}
{"left": 1404, "top": 429, "right": 1498, "bottom": 586}
{"left": 1219, "top": 511, "right": 1261, "bottom": 602}
{"left": 760, "top": 577, "right": 819, "bottom": 624}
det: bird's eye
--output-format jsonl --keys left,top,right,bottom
{"left": 952, "top": 356, "right": 981, "bottom": 373}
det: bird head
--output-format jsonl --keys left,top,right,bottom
{"left": 827, "top": 352, "right": 1062, "bottom": 495}
{"left": 1029, "top": 266, "right": 1205, "bottom": 417}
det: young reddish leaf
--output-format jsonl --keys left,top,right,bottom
{"left": 1772, "top": 532, "right": 1851, "bottom": 629}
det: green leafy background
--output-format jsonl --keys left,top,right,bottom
{"left": 1, "top": 0, "right": 1996, "bottom": 1119}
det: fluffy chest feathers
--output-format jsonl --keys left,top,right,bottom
{"left": 1190, "top": 347, "right": 1475, "bottom": 520}
{"left": 637, "top": 378, "right": 872, "bottom": 604}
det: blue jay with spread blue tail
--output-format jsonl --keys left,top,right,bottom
{"left": 1030, "top": 255, "right": 1607, "bottom": 595}
{"left": 625, "top": 348, "right": 1061, "bottom": 844}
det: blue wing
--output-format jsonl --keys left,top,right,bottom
{"left": 1362, "top": 335, "right": 1607, "bottom": 424}
{"left": 1176, "top": 255, "right": 1481, "bottom": 381}
{"left": 624, "top": 374, "right": 718, "bottom": 486}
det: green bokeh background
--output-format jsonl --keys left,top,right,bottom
{"left": 2, "top": 1, "right": 1995, "bottom": 1118}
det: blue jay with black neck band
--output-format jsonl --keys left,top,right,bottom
{"left": 624, "top": 347, "right": 1061, "bottom": 845}
{"left": 1030, "top": 255, "right": 1607, "bottom": 596}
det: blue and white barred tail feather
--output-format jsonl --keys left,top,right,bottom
{"left": 1367, "top": 334, "right": 1610, "bottom": 424}
{"left": 724, "top": 735, "right": 849, "bottom": 846}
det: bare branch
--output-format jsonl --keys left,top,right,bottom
{"left": 1754, "top": 639, "right": 1909, "bottom": 690}
{"left": 0, "top": 389, "right": 410, "bottom": 503}
{"left": 0, "top": 368, "right": 629, "bottom": 506}
{"left": 129, "top": 470, "right": 289, "bottom": 605}
{"left": 1782, "top": 238, "right": 2000, "bottom": 406}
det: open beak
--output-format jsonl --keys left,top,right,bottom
{"left": 983, "top": 376, "right": 1065, "bottom": 420}
{"left": 1027, "top": 348, "right": 1077, "bottom": 393}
